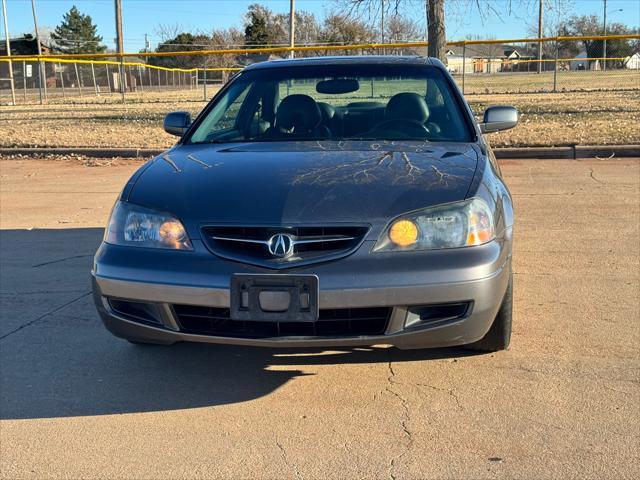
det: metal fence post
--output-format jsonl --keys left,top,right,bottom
{"left": 553, "top": 39, "right": 559, "bottom": 92}
{"left": 91, "top": 62, "right": 98, "bottom": 96}
{"left": 138, "top": 65, "right": 144, "bottom": 92}
{"left": 119, "top": 58, "right": 125, "bottom": 102}
{"left": 36, "top": 59, "right": 44, "bottom": 104}
{"left": 203, "top": 58, "right": 208, "bottom": 101}
{"left": 58, "top": 62, "right": 65, "bottom": 99}
{"left": 106, "top": 64, "right": 112, "bottom": 95}
{"left": 74, "top": 62, "right": 83, "bottom": 96}
{"left": 79, "top": 64, "right": 85, "bottom": 95}
{"left": 22, "top": 61, "right": 27, "bottom": 102}
{"left": 462, "top": 43, "right": 466, "bottom": 94}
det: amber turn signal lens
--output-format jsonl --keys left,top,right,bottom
{"left": 159, "top": 220, "right": 186, "bottom": 244}
{"left": 466, "top": 211, "right": 494, "bottom": 246}
{"left": 389, "top": 219, "right": 419, "bottom": 247}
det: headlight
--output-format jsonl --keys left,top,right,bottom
{"left": 373, "top": 198, "right": 494, "bottom": 252}
{"left": 104, "top": 201, "right": 193, "bottom": 250}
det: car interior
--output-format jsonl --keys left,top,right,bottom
{"left": 189, "top": 70, "right": 472, "bottom": 144}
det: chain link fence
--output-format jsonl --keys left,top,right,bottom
{"left": 1, "top": 35, "right": 638, "bottom": 105}
{"left": 446, "top": 37, "right": 639, "bottom": 95}
{"left": 0, "top": 58, "right": 219, "bottom": 104}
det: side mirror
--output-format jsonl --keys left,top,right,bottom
{"left": 480, "top": 106, "right": 518, "bottom": 134}
{"left": 163, "top": 111, "right": 191, "bottom": 137}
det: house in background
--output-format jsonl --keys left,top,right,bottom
{"left": 501, "top": 46, "right": 538, "bottom": 72}
{"left": 445, "top": 44, "right": 538, "bottom": 74}
{"left": 623, "top": 52, "right": 640, "bottom": 69}
{"left": 444, "top": 47, "right": 473, "bottom": 75}
{"left": 0, "top": 36, "right": 51, "bottom": 56}
{"left": 0, "top": 36, "right": 55, "bottom": 88}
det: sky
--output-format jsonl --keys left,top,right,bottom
{"left": 3, "top": 0, "right": 639, "bottom": 51}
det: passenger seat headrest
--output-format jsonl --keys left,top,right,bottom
{"left": 385, "top": 92, "right": 430, "bottom": 124}
{"left": 276, "top": 94, "right": 322, "bottom": 132}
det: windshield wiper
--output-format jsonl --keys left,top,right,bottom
{"left": 190, "top": 139, "right": 232, "bottom": 145}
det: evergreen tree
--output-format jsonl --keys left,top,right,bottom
{"left": 244, "top": 4, "right": 273, "bottom": 47}
{"left": 51, "top": 6, "right": 106, "bottom": 54}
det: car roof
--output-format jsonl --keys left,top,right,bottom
{"left": 244, "top": 55, "right": 441, "bottom": 71}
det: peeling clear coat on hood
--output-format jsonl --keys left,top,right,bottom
{"left": 126, "top": 141, "right": 479, "bottom": 240}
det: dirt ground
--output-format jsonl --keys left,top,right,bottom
{"left": 0, "top": 155, "right": 638, "bottom": 479}
{"left": 1, "top": 83, "right": 639, "bottom": 149}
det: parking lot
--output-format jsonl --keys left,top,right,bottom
{"left": 1, "top": 155, "right": 638, "bottom": 479}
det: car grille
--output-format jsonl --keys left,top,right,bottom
{"left": 201, "top": 225, "right": 369, "bottom": 268}
{"left": 173, "top": 304, "right": 391, "bottom": 338}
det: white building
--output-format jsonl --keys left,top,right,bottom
{"left": 623, "top": 52, "right": 640, "bottom": 69}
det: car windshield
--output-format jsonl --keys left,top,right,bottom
{"left": 188, "top": 63, "right": 473, "bottom": 144}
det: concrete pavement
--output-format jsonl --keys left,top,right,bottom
{"left": 0, "top": 156, "right": 638, "bottom": 479}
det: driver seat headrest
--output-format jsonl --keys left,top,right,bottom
{"left": 276, "top": 94, "right": 322, "bottom": 132}
{"left": 385, "top": 92, "right": 430, "bottom": 123}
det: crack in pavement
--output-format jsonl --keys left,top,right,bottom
{"left": 589, "top": 168, "right": 605, "bottom": 184}
{"left": 32, "top": 254, "right": 93, "bottom": 268}
{"left": 275, "top": 436, "right": 302, "bottom": 480}
{"left": 415, "top": 383, "right": 464, "bottom": 411}
{"left": 1, "top": 288, "right": 88, "bottom": 295}
{"left": 386, "top": 350, "right": 413, "bottom": 480}
{"left": 0, "top": 291, "right": 91, "bottom": 341}
{"left": 382, "top": 350, "right": 469, "bottom": 479}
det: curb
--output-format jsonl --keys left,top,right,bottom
{"left": 0, "top": 145, "right": 638, "bottom": 160}
{"left": 493, "top": 145, "right": 640, "bottom": 159}
{"left": 0, "top": 147, "right": 164, "bottom": 158}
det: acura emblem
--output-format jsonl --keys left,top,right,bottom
{"left": 268, "top": 233, "right": 294, "bottom": 258}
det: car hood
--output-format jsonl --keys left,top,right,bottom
{"left": 128, "top": 141, "right": 479, "bottom": 237}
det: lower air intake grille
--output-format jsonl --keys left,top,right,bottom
{"left": 173, "top": 305, "right": 391, "bottom": 338}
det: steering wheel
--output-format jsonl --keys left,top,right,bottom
{"left": 371, "top": 118, "right": 430, "bottom": 137}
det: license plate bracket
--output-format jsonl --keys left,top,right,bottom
{"left": 230, "top": 274, "right": 319, "bottom": 322}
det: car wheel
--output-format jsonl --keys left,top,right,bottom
{"left": 466, "top": 272, "right": 512, "bottom": 352}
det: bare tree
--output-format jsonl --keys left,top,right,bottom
{"left": 337, "top": 0, "right": 450, "bottom": 62}
{"left": 336, "top": 0, "right": 572, "bottom": 63}
{"left": 209, "top": 26, "right": 245, "bottom": 75}
{"left": 427, "top": 0, "right": 446, "bottom": 60}
{"left": 154, "top": 23, "right": 184, "bottom": 43}
{"left": 319, "top": 14, "right": 377, "bottom": 56}
{"left": 274, "top": 10, "right": 322, "bottom": 56}
{"left": 386, "top": 15, "right": 421, "bottom": 42}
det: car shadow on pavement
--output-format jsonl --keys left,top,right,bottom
{"left": 0, "top": 228, "right": 479, "bottom": 420}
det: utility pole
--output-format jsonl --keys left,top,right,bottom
{"left": 603, "top": 0, "right": 607, "bottom": 71}
{"left": 380, "top": 0, "right": 385, "bottom": 54}
{"left": 114, "top": 0, "right": 125, "bottom": 101}
{"left": 288, "top": 0, "right": 295, "bottom": 59}
{"left": 537, "top": 0, "right": 543, "bottom": 73}
{"left": 30, "top": 0, "right": 45, "bottom": 103}
{"left": 1, "top": 0, "right": 16, "bottom": 105}
{"left": 424, "top": 1, "right": 428, "bottom": 44}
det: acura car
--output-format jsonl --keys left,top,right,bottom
{"left": 92, "top": 56, "right": 517, "bottom": 351}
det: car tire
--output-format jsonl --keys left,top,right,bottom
{"left": 466, "top": 272, "right": 512, "bottom": 352}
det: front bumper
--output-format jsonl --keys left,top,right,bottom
{"left": 92, "top": 235, "right": 512, "bottom": 349}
